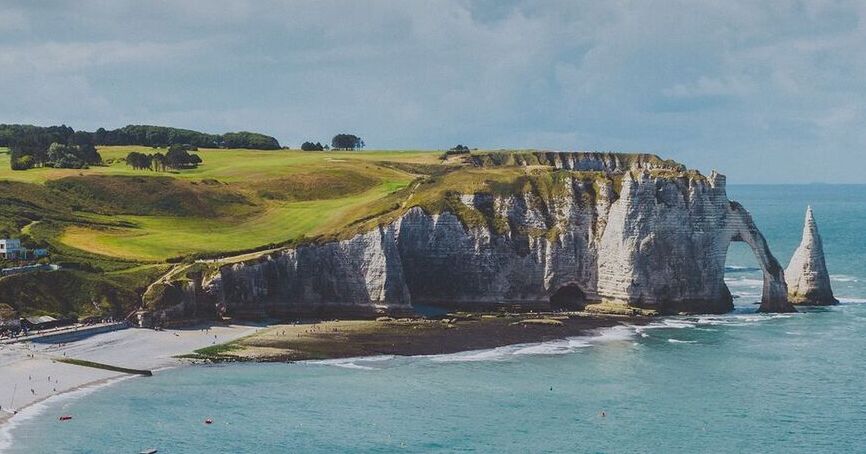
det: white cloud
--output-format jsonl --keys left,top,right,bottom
{"left": 0, "top": 0, "right": 865, "bottom": 182}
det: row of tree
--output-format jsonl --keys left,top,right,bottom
{"left": 125, "top": 145, "right": 202, "bottom": 171}
{"left": 2, "top": 124, "right": 281, "bottom": 170}
{"left": 300, "top": 134, "right": 365, "bottom": 151}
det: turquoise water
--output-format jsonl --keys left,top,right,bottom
{"left": 5, "top": 185, "right": 866, "bottom": 453}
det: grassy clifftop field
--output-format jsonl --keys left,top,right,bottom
{"left": 1, "top": 146, "right": 439, "bottom": 261}
{"left": 0, "top": 146, "right": 679, "bottom": 320}
{"left": 0, "top": 145, "right": 446, "bottom": 318}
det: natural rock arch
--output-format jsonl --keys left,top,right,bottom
{"left": 726, "top": 202, "right": 795, "bottom": 313}
{"left": 549, "top": 283, "right": 587, "bottom": 310}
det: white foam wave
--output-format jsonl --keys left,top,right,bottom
{"left": 724, "top": 278, "right": 764, "bottom": 287}
{"left": 427, "top": 325, "right": 637, "bottom": 363}
{"left": 838, "top": 297, "right": 866, "bottom": 303}
{"left": 667, "top": 339, "right": 697, "bottom": 344}
{"left": 308, "top": 355, "right": 396, "bottom": 370}
{"left": 731, "top": 292, "right": 761, "bottom": 298}
{"left": 831, "top": 275, "right": 860, "bottom": 283}
{"left": 0, "top": 375, "right": 134, "bottom": 452}
{"left": 725, "top": 266, "right": 760, "bottom": 273}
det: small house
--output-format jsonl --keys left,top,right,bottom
{"left": 0, "top": 239, "right": 25, "bottom": 260}
{"left": 21, "top": 315, "right": 73, "bottom": 331}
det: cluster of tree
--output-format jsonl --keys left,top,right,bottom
{"left": 443, "top": 144, "right": 472, "bottom": 157}
{"left": 4, "top": 124, "right": 103, "bottom": 170}
{"left": 301, "top": 141, "right": 327, "bottom": 151}
{"left": 165, "top": 145, "right": 202, "bottom": 168}
{"left": 45, "top": 143, "right": 102, "bottom": 169}
{"left": 125, "top": 145, "right": 201, "bottom": 171}
{"left": 125, "top": 151, "right": 163, "bottom": 170}
{"left": 1, "top": 124, "right": 282, "bottom": 170}
{"left": 331, "top": 134, "right": 365, "bottom": 150}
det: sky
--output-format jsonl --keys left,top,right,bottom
{"left": 1, "top": 1, "right": 864, "bottom": 183}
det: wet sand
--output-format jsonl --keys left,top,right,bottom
{"left": 196, "top": 312, "right": 648, "bottom": 362}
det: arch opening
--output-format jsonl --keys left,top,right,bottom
{"left": 724, "top": 241, "right": 762, "bottom": 306}
{"left": 725, "top": 202, "right": 794, "bottom": 313}
{"left": 550, "top": 284, "right": 586, "bottom": 311}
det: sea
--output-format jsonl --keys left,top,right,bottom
{"left": 3, "top": 185, "right": 865, "bottom": 453}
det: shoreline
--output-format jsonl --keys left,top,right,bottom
{"left": 0, "top": 323, "right": 263, "bottom": 431}
{"left": 185, "top": 312, "right": 651, "bottom": 363}
{"left": 0, "top": 312, "right": 648, "bottom": 445}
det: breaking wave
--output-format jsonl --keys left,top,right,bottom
{"left": 426, "top": 325, "right": 636, "bottom": 363}
{"left": 725, "top": 266, "right": 760, "bottom": 273}
{"left": 839, "top": 297, "right": 866, "bottom": 304}
{"left": 307, "top": 355, "right": 396, "bottom": 370}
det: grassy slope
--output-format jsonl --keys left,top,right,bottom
{"left": 0, "top": 147, "right": 441, "bottom": 261}
{"left": 0, "top": 146, "right": 443, "bottom": 317}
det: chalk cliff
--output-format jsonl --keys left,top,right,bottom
{"left": 785, "top": 207, "right": 837, "bottom": 305}
{"left": 147, "top": 152, "right": 795, "bottom": 320}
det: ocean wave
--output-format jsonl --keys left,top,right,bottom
{"left": 725, "top": 266, "right": 760, "bottom": 273}
{"left": 731, "top": 292, "right": 761, "bottom": 299}
{"left": 637, "top": 312, "right": 796, "bottom": 332}
{"left": 830, "top": 275, "right": 860, "bottom": 283}
{"left": 724, "top": 277, "right": 764, "bottom": 287}
{"left": 426, "top": 325, "right": 636, "bottom": 363}
{"left": 667, "top": 339, "right": 697, "bottom": 344}
{"left": 0, "top": 375, "right": 134, "bottom": 452}
{"left": 838, "top": 297, "right": 866, "bottom": 304}
{"left": 308, "top": 355, "right": 396, "bottom": 370}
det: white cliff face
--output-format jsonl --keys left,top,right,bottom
{"left": 594, "top": 170, "right": 792, "bottom": 313}
{"left": 160, "top": 155, "right": 794, "bottom": 318}
{"left": 785, "top": 207, "right": 837, "bottom": 305}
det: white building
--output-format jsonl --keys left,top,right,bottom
{"left": 0, "top": 239, "right": 25, "bottom": 260}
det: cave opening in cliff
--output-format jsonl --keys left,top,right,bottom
{"left": 550, "top": 285, "right": 586, "bottom": 311}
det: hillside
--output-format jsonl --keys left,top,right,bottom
{"left": 0, "top": 146, "right": 689, "bottom": 320}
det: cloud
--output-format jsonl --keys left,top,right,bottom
{"left": 0, "top": 0, "right": 864, "bottom": 182}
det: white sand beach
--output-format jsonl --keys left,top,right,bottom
{"left": 0, "top": 324, "right": 261, "bottom": 427}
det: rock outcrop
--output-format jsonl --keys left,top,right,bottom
{"left": 147, "top": 152, "right": 795, "bottom": 319}
{"left": 785, "top": 207, "right": 837, "bottom": 305}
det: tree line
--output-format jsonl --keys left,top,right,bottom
{"left": 1, "top": 124, "right": 281, "bottom": 170}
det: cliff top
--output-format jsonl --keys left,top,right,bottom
{"left": 466, "top": 150, "right": 685, "bottom": 173}
{"left": 0, "top": 145, "right": 702, "bottom": 319}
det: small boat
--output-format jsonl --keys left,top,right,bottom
{"left": 140, "top": 450, "right": 158, "bottom": 454}
{"left": 58, "top": 415, "right": 72, "bottom": 421}
{"left": 204, "top": 418, "right": 213, "bottom": 424}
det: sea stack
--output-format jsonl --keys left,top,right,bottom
{"left": 785, "top": 207, "right": 838, "bottom": 305}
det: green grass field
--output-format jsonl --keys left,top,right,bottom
{"left": 0, "top": 146, "right": 440, "bottom": 183}
{"left": 1, "top": 146, "right": 446, "bottom": 261}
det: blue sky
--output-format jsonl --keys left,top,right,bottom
{"left": 1, "top": 1, "right": 864, "bottom": 183}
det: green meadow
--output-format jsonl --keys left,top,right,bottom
{"left": 1, "top": 146, "right": 446, "bottom": 261}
